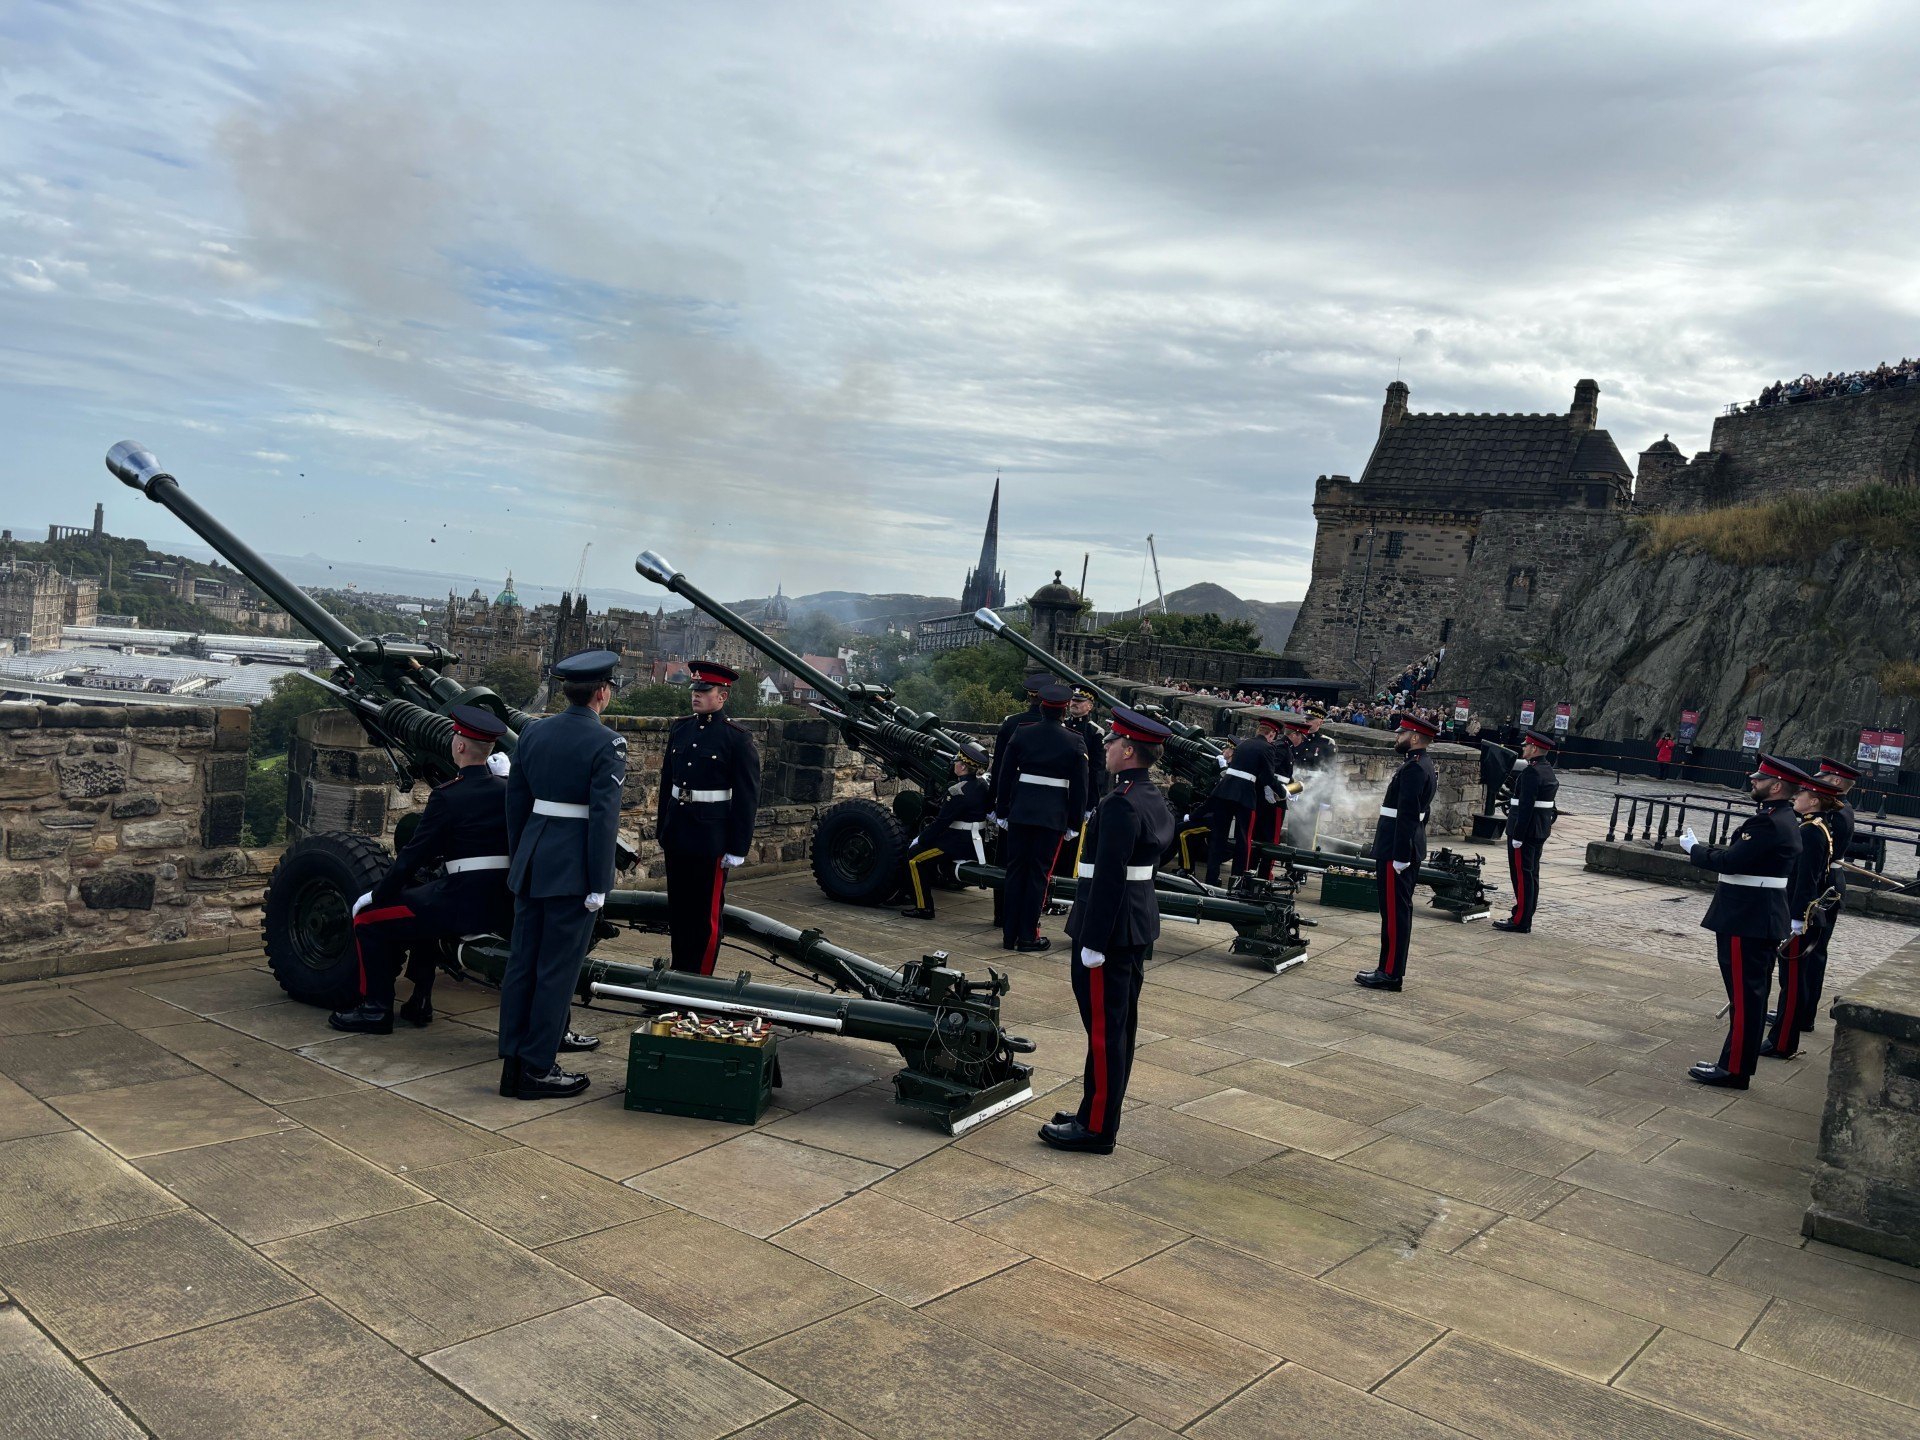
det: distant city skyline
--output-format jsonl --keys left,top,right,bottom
{"left": 4, "top": 3, "right": 1916, "bottom": 606}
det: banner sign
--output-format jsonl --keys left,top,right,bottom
{"left": 1882, "top": 728, "right": 1906, "bottom": 773}
{"left": 1677, "top": 709, "right": 1701, "bottom": 746}
{"left": 1518, "top": 700, "right": 1536, "bottom": 728}
{"left": 1859, "top": 728, "right": 1882, "bottom": 770}
{"left": 1553, "top": 703, "right": 1571, "bottom": 734}
{"left": 1453, "top": 697, "right": 1470, "bottom": 723}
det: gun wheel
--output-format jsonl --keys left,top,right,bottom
{"left": 261, "top": 830, "right": 394, "bottom": 1008}
{"left": 810, "top": 798, "right": 908, "bottom": 905}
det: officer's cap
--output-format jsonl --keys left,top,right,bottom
{"left": 687, "top": 660, "right": 738, "bottom": 691}
{"left": 1037, "top": 682, "right": 1072, "bottom": 710}
{"left": 1109, "top": 706, "right": 1173, "bottom": 745}
{"left": 1255, "top": 713, "right": 1284, "bottom": 733}
{"left": 448, "top": 704, "right": 508, "bottom": 743}
{"left": 1070, "top": 684, "right": 1095, "bottom": 701}
{"left": 1521, "top": 728, "right": 1557, "bottom": 751}
{"left": 1023, "top": 670, "right": 1051, "bottom": 694}
{"left": 1396, "top": 713, "right": 1440, "bottom": 738}
{"left": 1818, "top": 757, "right": 1863, "bottom": 780}
{"left": 957, "top": 741, "right": 989, "bottom": 769}
{"left": 1755, "top": 753, "right": 1815, "bottom": 787}
{"left": 1277, "top": 710, "right": 1311, "bottom": 732}
{"left": 552, "top": 649, "right": 620, "bottom": 685}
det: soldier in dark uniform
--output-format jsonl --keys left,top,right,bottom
{"left": 1677, "top": 754, "right": 1807, "bottom": 1088}
{"left": 1356, "top": 714, "right": 1439, "bottom": 991}
{"left": 993, "top": 682, "right": 1087, "bottom": 952}
{"left": 1468, "top": 729, "right": 1518, "bottom": 820}
{"left": 500, "top": 651, "right": 627, "bottom": 1100}
{"left": 331, "top": 706, "right": 516, "bottom": 1035}
{"left": 1783, "top": 757, "right": 1860, "bottom": 1035}
{"left": 900, "top": 743, "right": 991, "bottom": 920}
{"left": 657, "top": 660, "right": 762, "bottom": 975}
{"left": 1294, "top": 706, "right": 1338, "bottom": 772}
{"left": 1204, "top": 716, "right": 1283, "bottom": 885}
{"left": 1763, "top": 772, "right": 1843, "bottom": 1058}
{"left": 1251, "top": 713, "right": 1300, "bottom": 879}
{"left": 990, "top": 671, "right": 1049, "bottom": 778}
{"left": 1040, "top": 706, "right": 1177, "bottom": 1154}
{"left": 1066, "top": 685, "right": 1109, "bottom": 858}
{"left": 1492, "top": 729, "right": 1559, "bottom": 934}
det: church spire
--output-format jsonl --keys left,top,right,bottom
{"left": 959, "top": 475, "right": 1006, "bottom": 611}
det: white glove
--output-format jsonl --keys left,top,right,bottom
{"left": 1263, "top": 787, "right": 1278, "bottom": 804}
{"left": 1066, "top": 829, "right": 1079, "bottom": 841}
{"left": 1392, "top": 861, "right": 1409, "bottom": 874}
{"left": 351, "top": 891, "right": 373, "bottom": 918}
{"left": 486, "top": 751, "right": 511, "bottom": 777}
{"left": 995, "top": 818, "right": 1008, "bottom": 831}
{"left": 1791, "top": 920, "right": 1805, "bottom": 935}
{"left": 1215, "top": 752, "right": 1230, "bottom": 770}
{"left": 1678, "top": 828, "right": 1697, "bottom": 854}
{"left": 1511, "top": 839, "right": 1523, "bottom": 849}
{"left": 1084, "top": 809, "right": 1095, "bottom": 821}
{"left": 1080, "top": 948, "right": 1106, "bottom": 969}
{"left": 721, "top": 854, "right": 745, "bottom": 869}
{"left": 584, "top": 892, "right": 605, "bottom": 912}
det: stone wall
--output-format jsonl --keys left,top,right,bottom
{"left": 1447, "top": 508, "right": 1630, "bottom": 673}
{"left": 1655, "top": 384, "right": 1920, "bottom": 513}
{"left": 1055, "top": 631, "right": 1301, "bottom": 688}
{"left": 1805, "top": 932, "right": 1920, "bottom": 1264}
{"left": 0, "top": 704, "right": 274, "bottom": 982}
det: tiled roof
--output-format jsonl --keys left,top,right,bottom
{"left": 1361, "top": 412, "right": 1628, "bottom": 488}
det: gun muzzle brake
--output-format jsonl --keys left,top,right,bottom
{"left": 634, "top": 550, "right": 678, "bottom": 585}
{"left": 105, "top": 441, "right": 169, "bottom": 495}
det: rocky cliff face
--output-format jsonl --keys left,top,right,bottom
{"left": 1444, "top": 530, "right": 1920, "bottom": 752}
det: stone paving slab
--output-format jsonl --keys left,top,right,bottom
{"left": 4, "top": 858, "right": 1920, "bottom": 1440}
{"left": 1618, "top": 1328, "right": 1920, "bottom": 1440}
{"left": 47, "top": 1073, "right": 299, "bottom": 1158}
{"left": 0, "top": 1306, "right": 145, "bottom": 1440}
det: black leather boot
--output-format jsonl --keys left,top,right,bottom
{"left": 1037, "top": 1119, "right": 1115, "bottom": 1154}
{"left": 498, "top": 1057, "right": 522, "bottom": 1097}
{"left": 398, "top": 995, "right": 434, "bottom": 1028}
{"left": 516, "top": 1065, "right": 591, "bottom": 1100}
{"left": 558, "top": 1031, "right": 600, "bottom": 1053}
{"left": 328, "top": 1003, "right": 393, "bottom": 1034}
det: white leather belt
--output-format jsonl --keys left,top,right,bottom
{"left": 1719, "top": 873, "right": 1787, "bottom": 889}
{"left": 1077, "top": 863, "right": 1155, "bottom": 881}
{"left": 1379, "top": 806, "right": 1397, "bottom": 817}
{"left": 1532, "top": 800, "right": 1556, "bottom": 810}
{"left": 952, "top": 821, "right": 986, "bottom": 831}
{"left": 1020, "top": 774, "right": 1069, "bottom": 788}
{"left": 1224, "top": 768, "right": 1256, "bottom": 782}
{"left": 444, "top": 856, "right": 509, "bottom": 874}
{"left": 532, "top": 800, "right": 589, "bottom": 819}
{"left": 672, "top": 786, "right": 733, "bottom": 803}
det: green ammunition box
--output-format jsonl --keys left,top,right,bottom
{"left": 624, "top": 1027, "right": 778, "bottom": 1125}
{"left": 1319, "top": 870, "right": 1378, "bottom": 911}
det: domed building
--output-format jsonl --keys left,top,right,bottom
{"left": 1027, "top": 570, "right": 1086, "bottom": 656}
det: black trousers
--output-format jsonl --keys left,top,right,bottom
{"left": 1071, "top": 942, "right": 1147, "bottom": 1139}
{"left": 1765, "top": 931, "right": 1810, "bottom": 1057}
{"left": 1376, "top": 857, "right": 1417, "bottom": 978}
{"left": 1002, "top": 823, "right": 1067, "bottom": 947}
{"left": 1794, "top": 905, "right": 1836, "bottom": 1034}
{"left": 1252, "top": 799, "right": 1286, "bottom": 879}
{"left": 499, "top": 895, "right": 594, "bottom": 1074}
{"left": 1204, "top": 798, "right": 1254, "bottom": 885}
{"left": 350, "top": 904, "right": 440, "bottom": 1007}
{"left": 1482, "top": 781, "right": 1502, "bottom": 818}
{"left": 665, "top": 850, "right": 728, "bottom": 975}
{"left": 1506, "top": 838, "right": 1544, "bottom": 929}
{"left": 1714, "top": 932, "right": 1772, "bottom": 1078}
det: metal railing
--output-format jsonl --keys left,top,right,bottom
{"left": 1606, "top": 790, "right": 1920, "bottom": 888}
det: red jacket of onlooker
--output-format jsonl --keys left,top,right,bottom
{"left": 1655, "top": 737, "right": 1674, "bottom": 763}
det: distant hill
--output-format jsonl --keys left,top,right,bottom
{"left": 1111, "top": 582, "right": 1300, "bottom": 649}
{"left": 775, "top": 591, "right": 959, "bottom": 632}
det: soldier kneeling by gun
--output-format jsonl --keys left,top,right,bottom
{"left": 331, "top": 706, "right": 515, "bottom": 1035}
{"left": 900, "top": 743, "right": 992, "bottom": 920}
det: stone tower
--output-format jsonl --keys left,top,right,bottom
{"left": 959, "top": 479, "right": 1007, "bottom": 612}
{"left": 1027, "top": 571, "right": 1083, "bottom": 656}
{"left": 1634, "top": 436, "right": 1685, "bottom": 509}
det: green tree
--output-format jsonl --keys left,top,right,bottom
{"left": 948, "top": 680, "right": 1021, "bottom": 723}
{"left": 250, "top": 673, "right": 334, "bottom": 757}
{"left": 479, "top": 657, "right": 540, "bottom": 707}
{"left": 784, "top": 611, "right": 852, "bottom": 657}
{"left": 244, "top": 761, "right": 287, "bottom": 846}
{"left": 606, "top": 683, "right": 688, "bottom": 717}
{"left": 1103, "top": 611, "right": 1262, "bottom": 653}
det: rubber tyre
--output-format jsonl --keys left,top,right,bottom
{"left": 262, "top": 831, "right": 394, "bottom": 1008}
{"left": 810, "top": 798, "right": 909, "bottom": 905}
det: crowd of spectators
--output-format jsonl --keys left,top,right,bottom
{"left": 1750, "top": 357, "right": 1920, "bottom": 409}
{"left": 1157, "top": 645, "right": 1451, "bottom": 732}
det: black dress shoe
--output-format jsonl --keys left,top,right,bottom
{"left": 1758, "top": 1040, "right": 1797, "bottom": 1059}
{"left": 1037, "top": 1119, "right": 1115, "bottom": 1154}
{"left": 1353, "top": 969, "right": 1403, "bottom": 991}
{"left": 1015, "top": 936, "right": 1052, "bottom": 953}
{"left": 398, "top": 996, "right": 433, "bottom": 1028}
{"left": 899, "top": 906, "right": 936, "bottom": 920}
{"left": 328, "top": 1003, "right": 393, "bottom": 1035}
{"left": 1686, "top": 1063, "right": 1749, "bottom": 1090}
{"left": 516, "top": 1065, "right": 591, "bottom": 1100}
{"left": 499, "top": 1057, "right": 522, "bottom": 1097}
{"left": 1490, "top": 919, "right": 1529, "bottom": 933}
{"left": 558, "top": 1031, "right": 600, "bottom": 1053}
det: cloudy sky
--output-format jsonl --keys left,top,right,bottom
{"left": 3, "top": 1, "right": 1916, "bottom": 608}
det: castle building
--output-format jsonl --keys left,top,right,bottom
{"left": 1283, "top": 379, "right": 1633, "bottom": 684}
{"left": 0, "top": 561, "right": 78, "bottom": 652}
{"left": 442, "top": 573, "right": 546, "bottom": 678}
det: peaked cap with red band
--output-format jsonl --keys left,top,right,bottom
{"left": 1255, "top": 713, "right": 1284, "bottom": 732}
{"left": 1109, "top": 705, "right": 1174, "bottom": 745}
{"left": 1521, "top": 728, "right": 1557, "bottom": 751}
{"left": 447, "top": 704, "right": 507, "bottom": 743}
{"left": 1278, "top": 711, "right": 1312, "bottom": 732}
{"left": 1755, "top": 753, "right": 1816, "bottom": 786}
{"left": 1037, "top": 681, "right": 1072, "bottom": 710}
{"left": 1396, "top": 714, "right": 1440, "bottom": 738}
{"left": 1818, "top": 757, "right": 1863, "bottom": 780}
{"left": 687, "top": 660, "right": 737, "bottom": 689}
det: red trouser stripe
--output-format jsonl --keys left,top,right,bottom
{"left": 1508, "top": 843, "right": 1525, "bottom": 923}
{"left": 1777, "top": 935, "right": 1800, "bottom": 1042}
{"left": 1383, "top": 866, "right": 1398, "bottom": 976}
{"left": 1037, "top": 836, "right": 1065, "bottom": 938}
{"left": 701, "top": 860, "right": 726, "bottom": 975}
{"left": 1088, "top": 959, "right": 1109, "bottom": 1132}
{"left": 352, "top": 904, "right": 415, "bottom": 998}
{"left": 1728, "top": 936, "right": 1746, "bottom": 1073}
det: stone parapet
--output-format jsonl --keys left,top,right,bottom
{"left": 1806, "top": 933, "right": 1920, "bottom": 1264}
{"left": 1583, "top": 839, "right": 1920, "bottom": 924}
{"left": 0, "top": 703, "right": 274, "bottom": 982}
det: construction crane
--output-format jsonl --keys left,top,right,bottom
{"left": 1146, "top": 534, "right": 1168, "bottom": 614}
{"left": 572, "top": 542, "right": 592, "bottom": 595}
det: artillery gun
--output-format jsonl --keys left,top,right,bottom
{"left": 104, "top": 444, "right": 1034, "bottom": 1128}
{"left": 1256, "top": 835, "right": 1494, "bottom": 922}
{"left": 637, "top": 550, "right": 977, "bottom": 905}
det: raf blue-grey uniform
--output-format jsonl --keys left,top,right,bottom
{"left": 500, "top": 652, "right": 627, "bottom": 1086}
